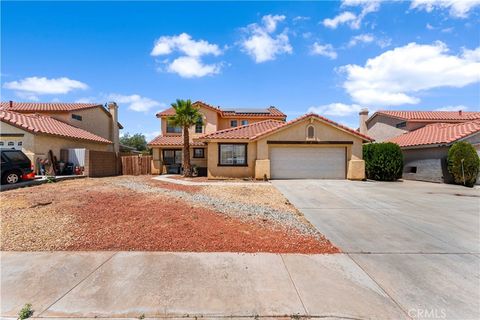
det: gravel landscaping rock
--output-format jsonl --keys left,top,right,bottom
{"left": 115, "top": 178, "right": 320, "bottom": 236}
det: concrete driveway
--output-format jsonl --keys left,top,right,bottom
{"left": 273, "top": 179, "right": 480, "bottom": 320}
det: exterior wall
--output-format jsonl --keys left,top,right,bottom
{"left": 160, "top": 107, "right": 219, "bottom": 138}
{"left": 256, "top": 117, "right": 364, "bottom": 161}
{"left": 206, "top": 141, "right": 256, "bottom": 179}
{"left": 30, "top": 107, "right": 116, "bottom": 142}
{"left": 84, "top": 150, "right": 119, "bottom": 177}
{"left": 150, "top": 145, "right": 208, "bottom": 174}
{"left": 367, "top": 115, "right": 408, "bottom": 142}
{"left": 402, "top": 146, "right": 451, "bottom": 183}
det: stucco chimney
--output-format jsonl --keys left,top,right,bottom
{"left": 359, "top": 108, "right": 369, "bottom": 135}
{"left": 108, "top": 102, "right": 120, "bottom": 153}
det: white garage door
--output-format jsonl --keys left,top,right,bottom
{"left": 270, "top": 147, "right": 346, "bottom": 179}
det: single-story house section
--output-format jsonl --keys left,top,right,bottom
{"left": 389, "top": 120, "right": 480, "bottom": 183}
{"left": 197, "top": 113, "right": 373, "bottom": 180}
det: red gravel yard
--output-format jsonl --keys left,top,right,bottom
{"left": 0, "top": 176, "right": 339, "bottom": 253}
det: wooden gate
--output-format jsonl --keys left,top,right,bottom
{"left": 121, "top": 155, "right": 152, "bottom": 175}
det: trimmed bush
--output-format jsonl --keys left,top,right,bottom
{"left": 447, "top": 141, "right": 479, "bottom": 187}
{"left": 363, "top": 142, "right": 404, "bottom": 181}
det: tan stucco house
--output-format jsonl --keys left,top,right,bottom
{"left": 148, "top": 101, "right": 372, "bottom": 180}
{"left": 0, "top": 101, "right": 122, "bottom": 173}
{"left": 359, "top": 109, "right": 480, "bottom": 183}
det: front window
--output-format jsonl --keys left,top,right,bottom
{"left": 230, "top": 120, "right": 238, "bottom": 127}
{"left": 193, "top": 148, "right": 205, "bottom": 158}
{"left": 163, "top": 149, "right": 182, "bottom": 165}
{"left": 219, "top": 144, "right": 247, "bottom": 166}
{"left": 166, "top": 120, "right": 182, "bottom": 133}
{"left": 195, "top": 118, "right": 203, "bottom": 133}
{"left": 72, "top": 114, "right": 82, "bottom": 121}
{"left": 241, "top": 120, "right": 248, "bottom": 126}
{"left": 396, "top": 121, "right": 407, "bottom": 128}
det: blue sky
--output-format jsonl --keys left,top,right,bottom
{"left": 2, "top": 1, "right": 479, "bottom": 140}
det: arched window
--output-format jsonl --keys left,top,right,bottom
{"left": 307, "top": 125, "right": 315, "bottom": 139}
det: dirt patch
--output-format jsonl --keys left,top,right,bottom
{"left": 1, "top": 176, "right": 339, "bottom": 253}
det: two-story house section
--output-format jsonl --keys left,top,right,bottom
{"left": 148, "top": 101, "right": 286, "bottom": 175}
{"left": 149, "top": 101, "right": 373, "bottom": 180}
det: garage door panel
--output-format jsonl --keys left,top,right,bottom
{"left": 270, "top": 147, "right": 345, "bottom": 179}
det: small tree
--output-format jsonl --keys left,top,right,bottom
{"left": 363, "top": 142, "right": 404, "bottom": 181}
{"left": 168, "top": 99, "right": 203, "bottom": 177}
{"left": 120, "top": 133, "right": 148, "bottom": 151}
{"left": 447, "top": 141, "right": 479, "bottom": 187}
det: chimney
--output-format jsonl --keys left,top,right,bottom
{"left": 359, "top": 108, "right": 369, "bottom": 135}
{"left": 108, "top": 102, "right": 120, "bottom": 153}
{"left": 459, "top": 110, "right": 463, "bottom": 116}
{"left": 9, "top": 100, "right": 13, "bottom": 108}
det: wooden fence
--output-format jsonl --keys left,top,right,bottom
{"left": 121, "top": 155, "right": 152, "bottom": 175}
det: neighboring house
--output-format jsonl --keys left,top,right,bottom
{"left": 389, "top": 120, "right": 480, "bottom": 183}
{"left": 359, "top": 109, "right": 480, "bottom": 142}
{"left": 148, "top": 101, "right": 372, "bottom": 180}
{"left": 0, "top": 101, "right": 122, "bottom": 174}
{"left": 358, "top": 109, "right": 480, "bottom": 183}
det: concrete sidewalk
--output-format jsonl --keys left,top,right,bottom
{"left": 1, "top": 251, "right": 406, "bottom": 319}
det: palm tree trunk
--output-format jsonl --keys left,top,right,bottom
{"left": 182, "top": 126, "right": 192, "bottom": 177}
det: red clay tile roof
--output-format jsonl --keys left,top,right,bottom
{"left": 389, "top": 120, "right": 480, "bottom": 148}
{"left": 156, "top": 101, "right": 286, "bottom": 119}
{"left": 157, "top": 101, "right": 221, "bottom": 117}
{"left": 148, "top": 135, "right": 205, "bottom": 146}
{"left": 251, "top": 113, "right": 374, "bottom": 142}
{"left": 1, "top": 101, "right": 103, "bottom": 112}
{"left": 199, "top": 120, "right": 285, "bottom": 140}
{"left": 368, "top": 110, "right": 480, "bottom": 124}
{"left": 0, "top": 110, "right": 112, "bottom": 144}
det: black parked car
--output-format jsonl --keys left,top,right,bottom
{"left": 1, "top": 149, "right": 35, "bottom": 184}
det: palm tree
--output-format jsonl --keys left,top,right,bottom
{"left": 168, "top": 99, "right": 203, "bottom": 177}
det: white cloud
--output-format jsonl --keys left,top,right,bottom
{"left": 166, "top": 56, "right": 222, "bottom": 78}
{"left": 323, "top": 11, "right": 357, "bottom": 29}
{"left": 108, "top": 94, "right": 164, "bottom": 113}
{"left": 426, "top": 23, "right": 435, "bottom": 30}
{"left": 348, "top": 34, "right": 374, "bottom": 47}
{"left": 434, "top": 105, "right": 469, "bottom": 111}
{"left": 310, "top": 43, "right": 338, "bottom": 59}
{"left": 150, "top": 33, "right": 223, "bottom": 78}
{"left": 308, "top": 103, "right": 363, "bottom": 116}
{"left": 293, "top": 16, "right": 310, "bottom": 22}
{"left": 240, "top": 14, "right": 292, "bottom": 63}
{"left": 340, "top": 42, "right": 480, "bottom": 106}
{"left": 323, "top": 0, "right": 381, "bottom": 29}
{"left": 151, "top": 33, "right": 221, "bottom": 57}
{"left": 3, "top": 76, "right": 88, "bottom": 96}
{"left": 348, "top": 33, "right": 391, "bottom": 48}
{"left": 411, "top": 0, "right": 480, "bottom": 18}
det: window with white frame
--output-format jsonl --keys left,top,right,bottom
{"left": 219, "top": 144, "right": 247, "bottom": 166}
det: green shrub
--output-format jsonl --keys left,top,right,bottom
{"left": 363, "top": 142, "right": 404, "bottom": 181}
{"left": 18, "top": 303, "right": 33, "bottom": 320}
{"left": 447, "top": 141, "right": 479, "bottom": 187}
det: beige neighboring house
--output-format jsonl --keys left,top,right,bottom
{"left": 0, "top": 101, "right": 122, "bottom": 173}
{"left": 359, "top": 109, "right": 480, "bottom": 183}
{"left": 148, "top": 101, "right": 373, "bottom": 180}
